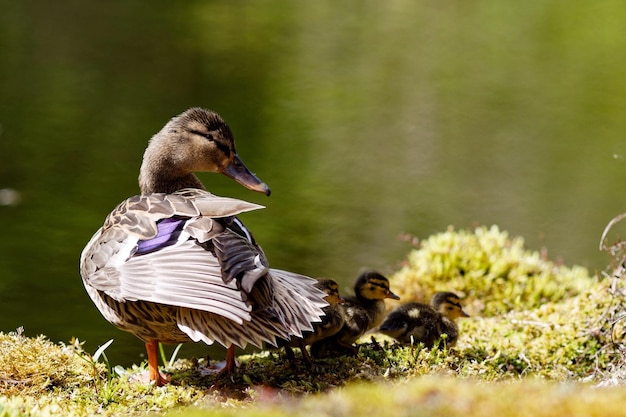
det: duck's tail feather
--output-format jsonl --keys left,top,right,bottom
{"left": 177, "top": 269, "right": 328, "bottom": 349}
{"left": 265, "top": 268, "right": 329, "bottom": 337}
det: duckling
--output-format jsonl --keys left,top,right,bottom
{"left": 279, "top": 278, "right": 345, "bottom": 367}
{"left": 311, "top": 271, "right": 399, "bottom": 357}
{"left": 80, "top": 108, "right": 328, "bottom": 385}
{"left": 378, "top": 291, "right": 469, "bottom": 348}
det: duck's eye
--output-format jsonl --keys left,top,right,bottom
{"left": 190, "top": 129, "right": 215, "bottom": 141}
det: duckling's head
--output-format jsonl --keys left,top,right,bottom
{"left": 315, "top": 278, "right": 345, "bottom": 305}
{"left": 431, "top": 292, "right": 469, "bottom": 320}
{"left": 353, "top": 271, "right": 400, "bottom": 301}
{"left": 139, "top": 107, "right": 270, "bottom": 195}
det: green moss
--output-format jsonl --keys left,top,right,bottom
{"left": 0, "top": 330, "right": 95, "bottom": 397}
{"left": 0, "top": 331, "right": 205, "bottom": 416}
{"left": 166, "top": 377, "right": 626, "bottom": 417}
{"left": 2, "top": 225, "right": 626, "bottom": 416}
{"left": 391, "top": 225, "right": 595, "bottom": 316}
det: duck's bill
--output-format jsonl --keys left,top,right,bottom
{"left": 460, "top": 309, "right": 470, "bottom": 318}
{"left": 221, "top": 154, "right": 271, "bottom": 196}
{"left": 386, "top": 291, "right": 400, "bottom": 300}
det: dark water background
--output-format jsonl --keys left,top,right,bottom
{"left": 2, "top": 1, "right": 626, "bottom": 366}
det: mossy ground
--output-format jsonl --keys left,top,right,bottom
{"left": 2, "top": 225, "right": 626, "bottom": 416}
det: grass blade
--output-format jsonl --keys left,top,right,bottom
{"left": 93, "top": 339, "right": 114, "bottom": 362}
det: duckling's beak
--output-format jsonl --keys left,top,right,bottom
{"left": 460, "top": 309, "right": 470, "bottom": 318}
{"left": 386, "top": 291, "right": 400, "bottom": 300}
{"left": 221, "top": 154, "right": 271, "bottom": 196}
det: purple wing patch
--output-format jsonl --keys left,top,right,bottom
{"left": 136, "top": 217, "right": 186, "bottom": 255}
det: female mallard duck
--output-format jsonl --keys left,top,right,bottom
{"left": 377, "top": 291, "right": 469, "bottom": 348}
{"left": 311, "top": 271, "right": 399, "bottom": 357}
{"left": 279, "top": 278, "right": 345, "bottom": 367}
{"left": 79, "top": 108, "right": 328, "bottom": 385}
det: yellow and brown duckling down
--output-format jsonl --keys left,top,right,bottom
{"left": 79, "top": 108, "right": 328, "bottom": 385}
{"left": 378, "top": 291, "right": 469, "bottom": 348}
{"left": 311, "top": 271, "right": 399, "bottom": 357}
{"left": 279, "top": 278, "right": 345, "bottom": 367}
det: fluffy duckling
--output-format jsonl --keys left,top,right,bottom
{"left": 378, "top": 291, "right": 469, "bottom": 348}
{"left": 279, "top": 278, "right": 345, "bottom": 367}
{"left": 80, "top": 108, "right": 328, "bottom": 385}
{"left": 311, "top": 271, "right": 399, "bottom": 357}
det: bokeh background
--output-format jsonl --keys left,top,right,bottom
{"left": 2, "top": 1, "right": 626, "bottom": 365}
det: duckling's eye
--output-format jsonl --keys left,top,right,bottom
{"left": 204, "top": 133, "right": 214, "bottom": 141}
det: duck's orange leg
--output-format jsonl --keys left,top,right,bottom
{"left": 221, "top": 344, "right": 237, "bottom": 374}
{"left": 145, "top": 340, "right": 168, "bottom": 386}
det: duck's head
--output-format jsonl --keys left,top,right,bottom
{"left": 431, "top": 292, "right": 469, "bottom": 320}
{"left": 353, "top": 271, "right": 400, "bottom": 301}
{"left": 315, "top": 278, "right": 345, "bottom": 304}
{"left": 139, "top": 107, "right": 271, "bottom": 195}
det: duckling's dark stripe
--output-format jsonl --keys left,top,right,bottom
{"left": 368, "top": 279, "right": 390, "bottom": 291}
{"left": 447, "top": 299, "right": 462, "bottom": 308}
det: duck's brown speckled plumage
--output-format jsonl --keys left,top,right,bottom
{"left": 80, "top": 108, "right": 327, "bottom": 384}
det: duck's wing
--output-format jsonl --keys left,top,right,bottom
{"left": 80, "top": 189, "right": 264, "bottom": 324}
{"left": 267, "top": 269, "right": 329, "bottom": 336}
{"left": 177, "top": 269, "right": 328, "bottom": 349}
{"left": 81, "top": 188, "right": 327, "bottom": 348}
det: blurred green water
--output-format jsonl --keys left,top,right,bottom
{"left": 1, "top": 0, "right": 626, "bottom": 365}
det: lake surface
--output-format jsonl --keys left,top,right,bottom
{"left": 2, "top": 1, "right": 626, "bottom": 366}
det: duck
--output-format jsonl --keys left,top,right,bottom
{"left": 311, "top": 271, "right": 399, "bottom": 357}
{"left": 79, "top": 107, "right": 328, "bottom": 386}
{"left": 278, "top": 278, "right": 345, "bottom": 367}
{"left": 377, "top": 291, "right": 469, "bottom": 348}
